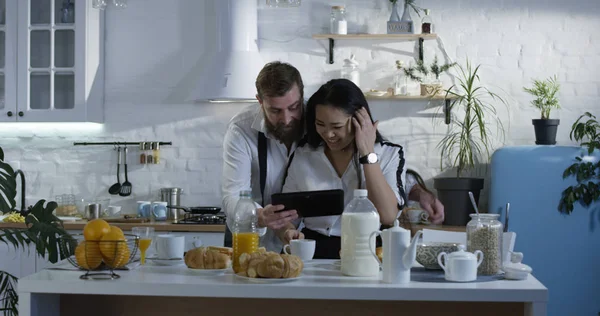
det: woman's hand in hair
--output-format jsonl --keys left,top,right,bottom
{"left": 352, "top": 107, "right": 379, "bottom": 157}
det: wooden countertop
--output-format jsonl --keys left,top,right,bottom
{"left": 409, "top": 223, "right": 466, "bottom": 236}
{"left": 0, "top": 220, "right": 226, "bottom": 233}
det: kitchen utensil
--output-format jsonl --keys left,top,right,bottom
{"left": 468, "top": 191, "right": 479, "bottom": 215}
{"left": 85, "top": 203, "right": 102, "bottom": 219}
{"left": 137, "top": 201, "right": 151, "bottom": 218}
{"left": 132, "top": 227, "right": 154, "bottom": 265}
{"left": 283, "top": 239, "right": 315, "bottom": 261}
{"left": 119, "top": 147, "right": 132, "bottom": 196}
{"left": 437, "top": 244, "right": 483, "bottom": 282}
{"left": 502, "top": 251, "right": 532, "bottom": 280}
{"left": 108, "top": 147, "right": 122, "bottom": 195}
{"left": 416, "top": 242, "right": 460, "bottom": 270}
{"left": 151, "top": 201, "right": 168, "bottom": 221}
{"left": 369, "top": 219, "right": 423, "bottom": 284}
{"left": 166, "top": 205, "right": 221, "bottom": 215}
{"left": 154, "top": 234, "right": 184, "bottom": 259}
{"left": 504, "top": 202, "right": 510, "bottom": 232}
{"left": 160, "top": 187, "right": 183, "bottom": 220}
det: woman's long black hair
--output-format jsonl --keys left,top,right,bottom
{"left": 304, "top": 78, "right": 386, "bottom": 189}
{"left": 305, "top": 78, "right": 385, "bottom": 148}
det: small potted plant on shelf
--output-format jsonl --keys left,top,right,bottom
{"left": 433, "top": 60, "right": 508, "bottom": 226}
{"left": 523, "top": 75, "right": 561, "bottom": 145}
{"left": 403, "top": 56, "right": 455, "bottom": 96}
{"left": 387, "top": 0, "right": 423, "bottom": 34}
{"left": 0, "top": 146, "right": 70, "bottom": 315}
{"left": 558, "top": 112, "right": 599, "bottom": 215}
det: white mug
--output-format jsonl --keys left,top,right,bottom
{"left": 407, "top": 208, "right": 429, "bottom": 223}
{"left": 154, "top": 234, "right": 185, "bottom": 259}
{"left": 106, "top": 205, "right": 122, "bottom": 216}
{"left": 283, "top": 239, "right": 315, "bottom": 261}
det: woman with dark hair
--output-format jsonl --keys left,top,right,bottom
{"left": 275, "top": 78, "right": 407, "bottom": 259}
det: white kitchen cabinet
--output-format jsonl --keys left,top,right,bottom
{"left": 0, "top": 243, "right": 37, "bottom": 278}
{"left": 0, "top": 0, "right": 104, "bottom": 123}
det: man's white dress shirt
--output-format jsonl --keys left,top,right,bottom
{"left": 221, "top": 103, "right": 300, "bottom": 252}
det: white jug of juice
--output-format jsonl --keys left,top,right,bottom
{"left": 341, "top": 189, "right": 381, "bottom": 277}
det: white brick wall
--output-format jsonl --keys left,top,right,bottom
{"left": 1, "top": 0, "right": 598, "bottom": 213}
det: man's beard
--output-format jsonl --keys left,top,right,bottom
{"left": 264, "top": 115, "right": 304, "bottom": 144}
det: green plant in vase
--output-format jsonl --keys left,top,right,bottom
{"left": 403, "top": 56, "right": 455, "bottom": 96}
{"left": 433, "top": 60, "right": 508, "bottom": 226}
{"left": 559, "top": 112, "right": 600, "bottom": 215}
{"left": 0, "top": 146, "right": 71, "bottom": 316}
{"left": 523, "top": 75, "right": 561, "bottom": 145}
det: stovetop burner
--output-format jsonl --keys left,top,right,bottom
{"left": 176, "top": 212, "right": 226, "bottom": 225}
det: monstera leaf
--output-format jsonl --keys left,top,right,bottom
{"left": 0, "top": 271, "right": 18, "bottom": 316}
{"left": 0, "top": 147, "right": 17, "bottom": 214}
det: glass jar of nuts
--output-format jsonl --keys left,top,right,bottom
{"left": 466, "top": 214, "right": 503, "bottom": 275}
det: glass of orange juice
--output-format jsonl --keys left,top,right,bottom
{"left": 132, "top": 227, "right": 154, "bottom": 265}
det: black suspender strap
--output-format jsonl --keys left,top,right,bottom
{"left": 258, "top": 131, "right": 268, "bottom": 206}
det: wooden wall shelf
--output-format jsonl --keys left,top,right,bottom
{"left": 365, "top": 94, "right": 454, "bottom": 124}
{"left": 312, "top": 33, "right": 438, "bottom": 64}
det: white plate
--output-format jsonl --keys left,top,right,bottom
{"left": 147, "top": 257, "right": 184, "bottom": 266}
{"left": 186, "top": 267, "right": 228, "bottom": 276}
{"left": 57, "top": 216, "right": 80, "bottom": 222}
{"left": 234, "top": 274, "right": 301, "bottom": 283}
{"left": 332, "top": 260, "right": 341, "bottom": 267}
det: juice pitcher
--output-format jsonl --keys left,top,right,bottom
{"left": 369, "top": 219, "right": 422, "bottom": 284}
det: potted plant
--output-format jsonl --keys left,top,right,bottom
{"left": 558, "top": 112, "right": 599, "bottom": 214}
{"left": 433, "top": 60, "right": 508, "bottom": 226}
{"left": 403, "top": 56, "right": 455, "bottom": 96}
{"left": 387, "top": 0, "right": 423, "bottom": 34}
{"left": 523, "top": 75, "right": 561, "bottom": 145}
{"left": 0, "top": 146, "right": 70, "bottom": 315}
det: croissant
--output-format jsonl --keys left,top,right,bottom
{"left": 281, "top": 254, "right": 303, "bottom": 278}
{"left": 257, "top": 254, "right": 285, "bottom": 278}
{"left": 185, "top": 247, "right": 231, "bottom": 269}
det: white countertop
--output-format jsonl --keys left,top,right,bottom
{"left": 18, "top": 260, "right": 547, "bottom": 303}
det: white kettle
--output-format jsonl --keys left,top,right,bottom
{"left": 369, "top": 219, "right": 423, "bottom": 284}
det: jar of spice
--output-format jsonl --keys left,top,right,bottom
{"left": 466, "top": 213, "right": 503, "bottom": 275}
{"left": 330, "top": 6, "right": 347, "bottom": 35}
{"left": 152, "top": 142, "right": 161, "bottom": 164}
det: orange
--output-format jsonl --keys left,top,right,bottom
{"left": 99, "top": 227, "right": 127, "bottom": 261}
{"left": 83, "top": 219, "right": 111, "bottom": 241}
{"left": 104, "top": 244, "right": 130, "bottom": 268}
{"left": 75, "top": 241, "right": 102, "bottom": 270}
{"left": 108, "top": 225, "right": 125, "bottom": 238}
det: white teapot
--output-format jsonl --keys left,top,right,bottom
{"left": 369, "top": 219, "right": 422, "bottom": 284}
{"left": 437, "top": 245, "right": 483, "bottom": 282}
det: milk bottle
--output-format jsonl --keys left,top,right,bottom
{"left": 341, "top": 189, "right": 381, "bottom": 277}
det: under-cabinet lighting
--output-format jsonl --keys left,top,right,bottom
{"left": 0, "top": 123, "right": 104, "bottom": 135}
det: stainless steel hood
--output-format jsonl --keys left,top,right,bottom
{"left": 189, "top": 0, "right": 263, "bottom": 103}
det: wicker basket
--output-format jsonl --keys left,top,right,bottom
{"left": 58, "top": 233, "right": 139, "bottom": 280}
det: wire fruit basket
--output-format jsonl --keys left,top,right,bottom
{"left": 59, "top": 233, "right": 139, "bottom": 280}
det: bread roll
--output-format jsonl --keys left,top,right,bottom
{"left": 184, "top": 247, "right": 231, "bottom": 269}
{"left": 207, "top": 246, "right": 233, "bottom": 259}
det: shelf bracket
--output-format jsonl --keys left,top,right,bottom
{"left": 328, "top": 38, "right": 335, "bottom": 64}
{"left": 444, "top": 98, "right": 451, "bottom": 124}
{"left": 418, "top": 37, "right": 424, "bottom": 63}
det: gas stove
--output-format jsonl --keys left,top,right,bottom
{"left": 175, "top": 212, "right": 226, "bottom": 225}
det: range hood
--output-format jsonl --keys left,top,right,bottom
{"left": 189, "top": 0, "right": 263, "bottom": 103}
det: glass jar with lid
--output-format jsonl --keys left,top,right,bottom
{"left": 330, "top": 6, "right": 347, "bottom": 35}
{"left": 341, "top": 54, "right": 359, "bottom": 88}
{"left": 466, "top": 213, "right": 503, "bottom": 275}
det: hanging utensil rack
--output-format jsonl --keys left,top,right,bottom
{"left": 73, "top": 141, "right": 172, "bottom": 146}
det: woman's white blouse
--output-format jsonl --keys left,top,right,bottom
{"left": 282, "top": 142, "right": 406, "bottom": 237}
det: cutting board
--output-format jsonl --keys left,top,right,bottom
{"left": 104, "top": 216, "right": 150, "bottom": 223}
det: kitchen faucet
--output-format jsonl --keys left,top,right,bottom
{"left": 14, "top": 169, "right": 26, "bottom": 214}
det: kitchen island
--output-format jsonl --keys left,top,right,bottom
{"left": 18, "top": 260, "right": 547, "bottom": 316}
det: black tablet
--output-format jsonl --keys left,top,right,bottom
{"left": 271, "top": 189, "right": 345, "bottom": 218}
